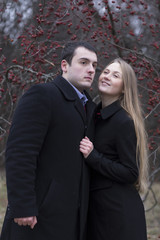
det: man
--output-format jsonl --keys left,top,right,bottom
{"left": 0, "top": 42, "right": 97, "bottom": 240}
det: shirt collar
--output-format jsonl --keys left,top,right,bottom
{"left": 66, "top": 79, "right": 88, "bottom": 106}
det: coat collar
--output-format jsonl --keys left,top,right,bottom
{"left": 98, "top": 100, "right": 122, "bottom": 120}
{"left": 53, "top": 75, "right": 96, "bottom": 123}
{"left": 53, "top": 75, "right": 78, "bottom": 101}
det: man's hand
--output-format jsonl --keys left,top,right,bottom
{"left": 14, "top": 216, "right": 37, "bottom": 229}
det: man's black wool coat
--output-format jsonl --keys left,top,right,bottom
{"left": 0, "top": 76, "right": 96, "bottom": 240}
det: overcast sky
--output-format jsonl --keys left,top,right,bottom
{"left": 0, "top": 0, "right": 35, "bottom": 40}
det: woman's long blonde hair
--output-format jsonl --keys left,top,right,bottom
{"left": 109, "top": 58, "right": 149, "bottom": 193}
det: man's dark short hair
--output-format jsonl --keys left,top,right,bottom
{"left": 61, "top": 41, "right": 97, "bottom": 65}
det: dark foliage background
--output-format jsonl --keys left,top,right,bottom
{"left": 0, "top": 0, "right": 159, "bottom": 206}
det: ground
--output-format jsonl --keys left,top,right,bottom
{"left": 144, "top": 183, "right": 160, "bottom": 239}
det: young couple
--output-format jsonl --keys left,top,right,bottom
{"left": 0, "top": 41, "right": 148, "bottom": 240}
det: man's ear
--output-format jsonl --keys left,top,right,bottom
{"left": 61, "top": 60, "right": 68, "bottom": 73}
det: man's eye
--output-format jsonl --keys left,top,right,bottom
{"left": 93, "top": 64, "right": 97, "bottom": 69}
{"left": 81, "top": 61, "right": 86, "bottom": 64}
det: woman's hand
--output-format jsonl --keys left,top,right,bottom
{"left": 79, "top": 136, "right": 94, "bottom": 158}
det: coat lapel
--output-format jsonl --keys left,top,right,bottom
{"left": 85, "top": 90, "right": 96, "bottom": 126}
{"left": 74, "top": 99, "right": 87, "bottom": 123}
{"left": 53, "top": 76, "right": 86, "bottom": 123}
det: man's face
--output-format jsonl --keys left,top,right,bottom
{"left": 61, "top": 47, "right": 97, "bottom": 92}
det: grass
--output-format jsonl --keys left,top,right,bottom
{"left": 0, "top": 172, "right": 7, "bottom": 230}
{"left": 0, "top": 173, "right": 160, "bottom": 239}
{"left": 144, "top": 183, "right": 160, "bottom": 239}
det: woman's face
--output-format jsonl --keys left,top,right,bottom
{"left": 98, "top": 62, "right": 124, "bottom": 99}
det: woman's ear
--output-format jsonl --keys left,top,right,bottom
{"left": 61, "top": 60, "right": 68, "bottom": 73}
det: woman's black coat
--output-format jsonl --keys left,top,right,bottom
{"left": 85, "top": 100, "right": 147, "bottom": 240}
{"left": 0, "top": 76, "right": 96, "bottom": 240}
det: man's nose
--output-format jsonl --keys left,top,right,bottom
{"left": 88, "top": 64, "right": 95, "bottom": 73}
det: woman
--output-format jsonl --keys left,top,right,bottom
{"left": 80, "top": 58, "right": 148, "bottom": 240}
